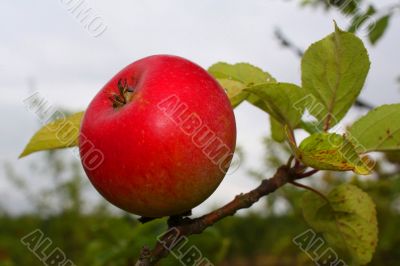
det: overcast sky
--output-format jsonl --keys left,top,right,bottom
{"left": 1, "top": 0, "right": 399, "bottom": 215}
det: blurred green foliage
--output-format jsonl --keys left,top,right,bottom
{"left": 299, "top": 0, "right": 398, "bottom": 45}
{"left": 1, "top": 137, "right": 400, "bottom": 265}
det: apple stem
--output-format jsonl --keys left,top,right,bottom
{"left": 289, "top": 180, "right": 329, "bottom": 202}
{"left": 108, "top": 78, "right": 135, "bottom": 109}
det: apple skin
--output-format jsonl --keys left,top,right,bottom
{"left": 79, "top": 55, "right": 236, "bottom": 217}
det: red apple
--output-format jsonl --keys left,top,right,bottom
{"left": 79, "top": 55, "right": 236, "bottom": 217}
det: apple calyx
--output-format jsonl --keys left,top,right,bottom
{"left": 108, "top": 78, "right": 135, "bottom": 109}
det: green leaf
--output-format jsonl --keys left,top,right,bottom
{"left": 302, "top": 184, "right": 378, "bottom": 265}
{"left": 208, "top": 62, "right": 276, "bottom": 108}
{"left": 245, "top": 93, "right": 271, "bottom": 111}
{"left": 19, "top": 111, "right": 84, "bottom": 158}
{"left": 347, "top": 5, "right": 376, "bottom": 33}
{"left": 215, "top": 79, "right": 247, "bottom": 108}
{"left": 348, "top": 104, "right": 400, "bottom": 152}
{"left": 301, "top": 23, "right": 370, "bottom": 129}
{"left": 368, "top": 15, "right": 390, "bottom": 45}
{"left": 245, "top": 83, "right": 305, "bottom": 129}
{"left": 208, "top": 62, "right": 275, "bottom": 85}
{"left": 270, "top": 117, "right": 286, "bottom": 142}
{"left": 298, "top": 133, "right": 372, "bottom": 175}
{"left": 299, "top": 120, "right": 323, "bottom": 135}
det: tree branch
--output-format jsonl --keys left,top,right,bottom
{"left": 135, "top": 164, "right": 300, "bottom": 265}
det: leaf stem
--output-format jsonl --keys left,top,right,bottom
{"left": 287, "top": 156, "right": 294, "bottom": 168}
{"left": 290, "top": 180, "right": 329, "bottom": 202}
{"left": 296, "top": 169, "right": 319, "bottom": 179}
